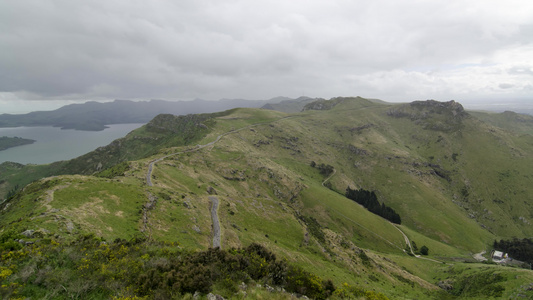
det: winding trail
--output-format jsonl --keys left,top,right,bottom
{"left": 209, "top": 196, "right": 221, "bottom": 248}
{"left": 146, "top": 136, "right": 221, "bottom": 187}
{"left": 394, "top": 224, "right": 417, "bottom": 256}
{"left": 145, "top": 116, "right": 297, "bottom": 187}
{"left": 145, "top": 116, "right": 298, "bottom": 248}
{"left": 321, "top": 169, "right": 337, "bottom": 187}
{"left": 393, "top": 224, "right": 444, "bottom": 263}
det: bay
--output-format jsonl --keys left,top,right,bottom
{"left": 0, "top": 124, "right": 144, "bottom": 165}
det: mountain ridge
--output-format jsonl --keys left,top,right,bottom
{"left": 0, "top": 97, "right": 288, "bottom": 131}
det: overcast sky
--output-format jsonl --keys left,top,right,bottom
{"left": 1, "top": 0, "right": 532, "bottom": 113}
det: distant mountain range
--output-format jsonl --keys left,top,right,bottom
{"left": 1, "top": 97, "right": 531, "bottom": 131}
{"left": 0, "top": 97, "right": 313, "bottom": 131}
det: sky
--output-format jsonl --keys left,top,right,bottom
{"left": 1, "top": 0, "right": 532, "bottom": 113}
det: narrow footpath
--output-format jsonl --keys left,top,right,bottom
{"left": 145, "top": 116, "right": 298, "bottom": 248}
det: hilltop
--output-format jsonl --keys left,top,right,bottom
{"left": 2, "top": 97, "right": 533, "bottom": 299}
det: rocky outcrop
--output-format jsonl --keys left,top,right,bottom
{"left": 302, "top": 98, "right": 340, "bottom": 111}
{"left": 387, "top": 100, "right": 469, "bottom": 132}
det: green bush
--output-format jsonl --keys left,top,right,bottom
{"left": 1, "top": 238, "right": 338, "bottom": 299}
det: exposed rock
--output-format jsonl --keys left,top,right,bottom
{"left": 302, "top": 98, "right": 341, "bottom": 111}
{"left": 254, "top": 139, "right": 271, "bottom": 147}
{"left": 436, "top": 280, "right": 454, "bottom": 291}
{"left": 192, "top": 225, "right": 201, "bottom": 233}
{"left": 144, "top": 194, "right": 157, "bottom": 210}
{"left": 206, "top": 186, "right": 218, "bottom": 195}
{"left": 350, "top": 123, "right": 374, "bottom": 133}
{"left": 65, "top": 220, "right": 75, "bottom": 233}
{"left": 347, "top": 144, "right": 368, "bottom": 155}
{"left": 21, "top": 229, "right": 35, "bottom": 237}
{"left": 387, "top": 100, "right": 468, "bottom": 132}
{"left": 183, "top": 198, "right": 192, "bottom": 209}
{"left": 220, "top": 168, "right": 246, "bottom": 181}
{"left": 265, "top": 284, "right": 275, "bottom": 293}
{"left": 207, "top": 293, "right": 225, "bottom": 300}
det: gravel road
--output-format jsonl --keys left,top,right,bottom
{"left": 209, "top": 196, "right": 221, "bottom": 248}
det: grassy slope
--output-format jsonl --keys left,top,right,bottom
{"left": 0, "top": 112, "right": 229, "bottom": 200}
{"left": 470, "top": 110, "right": 533, "bottom": 136}
{"left": 3, "top": 100, "right": 533, "bottom": 298}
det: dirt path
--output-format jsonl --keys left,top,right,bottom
{"left": 321, "top": 169, "right": 336, "bottom": 187}
{"left": 393, "top": 224, "right": 418, "bottom": 256}
{"left": 209, "top": 196, "right": 221, "bottom": 248}
{"left": 473, "top": 250, "right": 487, "bottom": 262}
{"left": 393, "top": 224, "right": 445, "bottom": 263}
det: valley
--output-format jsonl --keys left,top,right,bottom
{"left": 2, "top": 97, "right": 533, "bottom": 299}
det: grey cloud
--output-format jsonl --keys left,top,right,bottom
{"left": 509, "top": 66, "right": 533, "bottom": 76}
{"left": 0, "top": 0, "right": 532, "bottom": 104}
{"left": 499, "top": 83, "right": 514, "bottom": 89}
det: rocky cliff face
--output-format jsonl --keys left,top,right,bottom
{"left": 301, "top": 98, "right": 337, "bottom": 111}
{"left": 410, "top": 100, "right": 466, "bottom": 117}
{"left": 387, "top": 100, "right": 468, "bottom": 132}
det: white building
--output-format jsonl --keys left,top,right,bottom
{"left": 492, "top": 250, "right": 508, "bottom": 261}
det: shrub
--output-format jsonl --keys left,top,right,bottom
{"left": 0, "top": 237, "right": 338, "bottom": 299}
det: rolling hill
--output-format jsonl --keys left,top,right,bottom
{"left": 1, "top": 97, "right": 533, "bottom": 299}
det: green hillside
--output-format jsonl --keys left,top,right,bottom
{"left": 470, "top": 110, "right": 533, "bottom": 135}
{"left": 2, "top": 98, "right": 533, "bottom": 299}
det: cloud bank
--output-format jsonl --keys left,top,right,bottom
{"left": 1, "top": 0, "right": 532, "bottom": 111}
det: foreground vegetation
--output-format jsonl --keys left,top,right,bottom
{"left": 0, "top": 232, "right": 392, "bottom": 300}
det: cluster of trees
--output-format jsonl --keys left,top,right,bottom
{"left": 345, "top": 188, "right": 401, "bottom": 224}
{"left": 4, "top": 184, "right": 19, "bottom": 201}
{"left": 494, "top": 238, "right": 533, "bottom": 264}
{"left": 310, "top": 161, "right": 334, "bottom": 176}
{"left": 411, "top": 241, "right": 429, "bottom": 256}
